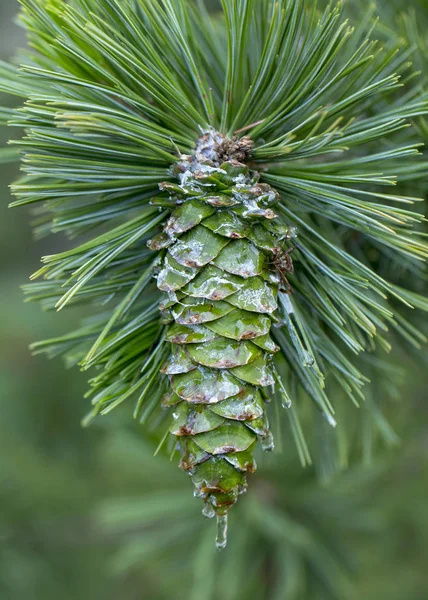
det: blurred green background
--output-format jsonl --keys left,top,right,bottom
{"left": 1, "top": 1, "right": 428, "bottom": 599}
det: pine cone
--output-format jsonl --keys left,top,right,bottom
{"left": 147, "top": 131, "right": 295, "bottom": 543}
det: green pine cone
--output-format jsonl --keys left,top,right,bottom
{"left": 147, "top": 131, "right": 296, "bottom": 543}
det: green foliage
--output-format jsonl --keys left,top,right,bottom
{"left": 1, "top": 0, "right": 428, "bottom": 560}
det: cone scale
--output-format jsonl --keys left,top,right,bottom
{"left": 148, "top": 131, "right": 296, "bottom": 546}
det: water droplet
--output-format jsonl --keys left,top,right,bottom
{"left": 288, "top": 226, "right": 299, "bottom": 239}
{"left": 260, "top": 431, "right": 275, "bottom": 452}
{"left": 280, "top": 293, "right": 294, "bottom": 314}
{"left": 202, "top": 502, "right": 215, "bottom": 519}
{"left": 281, "top": 397, "right": 292, "bottom": 409}
{"left": 272, "top": 318, "right": 285, "bottom": 328}
{"left": 323, "top": 412, "right": 337, "bottom": 428}
{"left": 303, "top": 351, "right": 315, "bottom": 367}
{"left": 216, "top": 514, "right": 228, "bottom": 550}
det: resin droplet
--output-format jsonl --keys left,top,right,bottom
{"left": 202, "top": 502, "right": 216, "bottom": 519}
{"left": 260, "top": 431, "right": 275, "bottom": 452}
{"left": 216, "top": 514, "right": 228, "bottom": 550}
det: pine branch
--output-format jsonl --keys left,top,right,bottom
{"left": 1, "top": 0, "right": 427, "bottom": 546}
